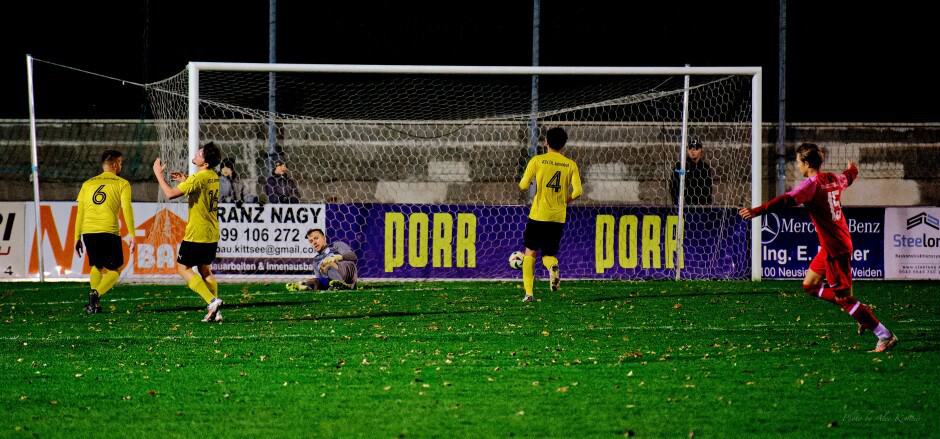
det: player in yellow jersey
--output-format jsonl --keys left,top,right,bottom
{"left": 74, "top": 150, "right": 136, "bottom": 314}
{"left": 152, "top": 142, "right": 224, "bottom": 322}
{"left": 517, "top": 127, "right": 583, "bottom": 302}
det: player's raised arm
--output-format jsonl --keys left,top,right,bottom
{"left": 843, "top": 160, "right": 859, "bottom": 186}
{"left": 153, "top": 158, "right": 184, "bottom": 200}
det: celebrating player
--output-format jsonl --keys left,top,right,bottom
{"left": 74, "top": 150, "right": 135, "bottom": 314}
{"left": 517, "top": 127, "right": 583, "bottom": 302}
{"left": 739, "top": 143, "right": 897, "bottom": 352}
{"left": 152, "top": 142, "right": 224, "bottom": 323}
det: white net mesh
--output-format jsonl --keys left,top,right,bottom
{"left": 146, "top": 67, "right": 754, "bottom": 280}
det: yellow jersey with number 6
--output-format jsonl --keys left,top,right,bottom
{"left": 177, "top": 170, "right": 220, "bottom": 243}
{"left": 518, "top": 150, "right": 583, "bottom": 223}
{"left": 74, "top": 171, "right": 135, "bottom": 240}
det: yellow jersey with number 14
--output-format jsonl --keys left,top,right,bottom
{"left": 518, "top": 150, "right": 583, "bottom": 223}
{"left": 177, "top": 169, "right": 220, "bottom": 243}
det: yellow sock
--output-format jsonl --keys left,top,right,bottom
{"left": 97, "top": 270, "right": 120, "bottom": 296}
{"left": 89, "top": 267, "right": 102, "bottom": 291}
{"left": 205, "top": 277, "right": 218, "bottom": 297}
{"left": 522, "top": 255, "right": 536, "bottom": 296}
{"left": 542, "top": 256, "right": 558, "bottom": 271}
{"left": 187, "top": 276, "right": 215, "bottom": 304}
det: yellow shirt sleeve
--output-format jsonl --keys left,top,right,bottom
{"left": 570, "top": 163, "right": 583, "bottom": 200}
{"left": 177, "top": 174, "right": 199, "bottom": 194}
{"left": 74, "top": 185, "right": 86, "bottom": 241}
{"left": 121, "top": 181, "right": 135, "bottom": 238}
{"left": 518, "top": 158, "right": 537, "bottom": 191}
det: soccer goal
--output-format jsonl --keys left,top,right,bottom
{"left": 142, "top": 63, "right": 762, "bottom": 282}
{"left": 21, "top": 59, "right": 761, "bottom": 282}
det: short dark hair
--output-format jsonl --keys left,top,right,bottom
{"left": 202, "top": 142, "right": 222, "bottom": 168}
{"left": 546, "top": 127, "right": 568, "bottom": 150}
{"left": 101, "top": 149, "right": 122, "bottom": 164}
{"left": 306, "top": 228, "right": 325, "bottom": 238}
{"left": 796, "top": 143, "right": 824, "bottom": 169}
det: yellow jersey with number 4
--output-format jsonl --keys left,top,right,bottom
{"left": 74, "top": 171, "right": 135, "bottom": 240}
{"left": 177, "top": 169, "right": 220, "bottom": 243}
{"left": 518, "top": 150, "right": 583, "bottom": 223}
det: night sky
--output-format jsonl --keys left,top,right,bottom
{"left": 2, "top": 0, "right": 936, "bottom": 122}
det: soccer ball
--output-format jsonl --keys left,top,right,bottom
{"left": 508, "top": 251, "right": 525, "bottom": 270}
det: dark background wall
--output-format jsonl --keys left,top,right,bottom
{"left": 1, "top": 1, "right": 936, "bottom": 122}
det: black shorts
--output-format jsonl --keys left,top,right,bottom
{"left": 523, "top": 219, "right": 565, "bottom": 256}
{"left": 82, "top": 233, "right": 123, "bottom": 270}
{"left": 177, "top": 241, "right": 218, "bottom": 267}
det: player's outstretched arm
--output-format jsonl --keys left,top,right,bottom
{"left": 739, "top": 194, "right": 797, "bottom": 220}
{"left": 738, "top": 207, "right": 758, "bottom": 220}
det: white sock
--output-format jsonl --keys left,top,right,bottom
{"left": 873, "top": 323, "right": 892, "bottom": 340}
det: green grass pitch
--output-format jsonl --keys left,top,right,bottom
{"left": 1, "top": 280, "right": 938, "bottom": 437}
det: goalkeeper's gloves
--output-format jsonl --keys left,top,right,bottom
{"left": 285, "top": 282, "right": 310, "bottom": 292}
{"left": 319, "top": 255, "right": 343, "bottom": 273}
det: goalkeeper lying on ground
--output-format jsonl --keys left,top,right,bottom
{"left": 286, "top": 228, "right": 359, "bottom": 291}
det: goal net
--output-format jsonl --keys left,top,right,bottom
{"left": 145, "top": 64, "right": 760, "bottom": 281}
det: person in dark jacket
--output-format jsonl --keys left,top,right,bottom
{"left": 670, "top": 138, "right": 714, "bottom": 206}
{"left": 264, "top": 159, "right": 300, "bottom": 204}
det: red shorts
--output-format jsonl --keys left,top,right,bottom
{"left": 808, "top": 247, "right": 852, "bottom": 292}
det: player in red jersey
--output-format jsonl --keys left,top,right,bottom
{"left": 740, "top": 143, "right": 897, "bottom": 352}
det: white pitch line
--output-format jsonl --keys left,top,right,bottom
{"left": 1, "top": 321, "right": 937, "bottom": 342}
{"left": 0, "top": 290, "right": 297, "bottom": 306}
{"left": 0, "top": 285, "right": 806, "bottom": 307}
{"left": 0, "top": 286, "right": 466, "bottom": 306}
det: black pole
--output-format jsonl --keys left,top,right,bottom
{"left": 776, "top": 0, "right": 787, "bottom": 196}
{"left": 267, "top": 0, "right": 278, "bottom": 175}
{"left": 528, "top": 0, "right": 540, "bottom": 198}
